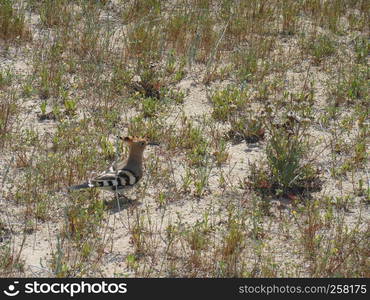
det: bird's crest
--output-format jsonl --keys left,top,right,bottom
{"left": 121, "top": 136, "right": 147, "bottom": 143}
{"left": 120, "top": 136, "right": 159, "bottom": 146}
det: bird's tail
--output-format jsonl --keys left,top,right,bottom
{"left": 68, "top": 182, "right": 93, "bottom": 191}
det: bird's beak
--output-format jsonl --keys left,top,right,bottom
{"left": 147, "top": 141, "right": 160, "bottom": 146}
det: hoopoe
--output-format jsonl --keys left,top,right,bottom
{"left": 68, "top": 136, "right": 159, "bottom": 194}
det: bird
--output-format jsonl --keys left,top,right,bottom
{"left": 68, "top": 136, "right": 159, "bottom": 195}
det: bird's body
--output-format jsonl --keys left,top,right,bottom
{"left": 68, "top": 136, "right": 158, "bottom": 194}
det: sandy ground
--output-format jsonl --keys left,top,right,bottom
{"left": 0, "top": 3, "right": 369, "bottom": 277}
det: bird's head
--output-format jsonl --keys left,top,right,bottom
{"left": 119, "top": 136, "right": 159, "bottom": 151}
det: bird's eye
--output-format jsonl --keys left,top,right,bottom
{"left": 141, "top": 142, "right": 145, "bottom": 146}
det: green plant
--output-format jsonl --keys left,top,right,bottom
{"left": 228, "top": 115, "right": 265, "bottom": 144}
{"left": 267, "top": 128, "right": 304, "bottom": 193}
{"left": 142, "top": 97, "right": 160, "bottom": 118}
{"left": 122, "top": 0, "right": 161, "bottom": 23}
{"left": 329, "top": 65, "right": 369, "bottom": 106}
{"left": 0, "top": 94, "right": 17, "bottom": 148}
{"left": 0, "top": 243, "right": 24, "bottom": 274}
{"left": 247, "top": 115, "right": 320, "bottom": 197}
{"left": 126, "top": 21, "right": 161, "bottom": 63}
{"left": 217, "top": 214, "right": 245, "bottom": 277}
{"left": 100, "top": 137, "right": 115, "bottom": 160}
{"left": 40, "top": 101, "right": 47, "bottom": 115}
{"left": 129, "top": 213, "right": 148, "bottom": 255}
{"left": 0, "top": 0, "right": 31, "bottom": 42}
{"left": 354, "top": 36, "right": 369, "bottom": 64}
{"left": 210, "top": 86, "right": 249, "bottom": 122}
{"left": 193, "top": 162, "right": 212, "bottom": 197}
{"left": 0, "top": 69, "right": 13, "bottom": 89}
{"left": 280, "top": 0, "right": 299, "bottom": 35}
{"left": 301, "top": 33, "right": 336, "bottom": 64}
{"left": 63, "top": 98, "right": 77, "bottom": 116}
{"left": 267, "top": 124, "right": 320, "bottom": 196}
{"left": 232, "top": 37, "right": 274, "bottom": 82}
{"left": 63, "top": 193, "right": 105, "bottom": 243}
{"left": 39, "top": 0, "right": 70, "bottom": 27}
{"left": 212, "top": 137, "right": 229, "bottom": 166}
{"left": 185, "top": 221, "right": 209, "bottom": 251}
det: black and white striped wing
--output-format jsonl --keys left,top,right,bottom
{"left": 90, "top": 168, "right": 139, "bottom": 191}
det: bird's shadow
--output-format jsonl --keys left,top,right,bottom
{"left": 104, "top": 195, "right": 141, "bottom": 213}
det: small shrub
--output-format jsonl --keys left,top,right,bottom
{"left": 0, "top": 0, "right": 31, "bottom": 42}
{"left": 210, "top": 86, "right": 249, "bottom": 122}
{"left": 301, "top": 33, "right": 336, "bottom": 65}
